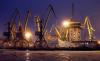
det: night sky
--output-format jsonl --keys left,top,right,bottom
{"left": 0, "top": 0, "right": 100, "bottom": 39}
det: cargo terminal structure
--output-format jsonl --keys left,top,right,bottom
{"left": 47, "top": 16, "right": 99, "bottom": 48}
{"left": 0, "top": 5, "right": 100, "bottom": 50}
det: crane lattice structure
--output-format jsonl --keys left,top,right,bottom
{"left": 83, "top": 16, "right": 95, "bottom": 41}
{"left": 2, "top": 8, "right": 22, "bottom": 48}
{"left": 34, "top": 4, "right": 56, "bottom": 48}
{"left": 16, "top": 10, "right": 32, "bottom": 48}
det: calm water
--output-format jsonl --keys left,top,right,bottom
{"left": 0, "top": 49, "right": 100, "bottom": 61}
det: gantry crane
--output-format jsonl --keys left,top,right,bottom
{"left": 83, "top": 16, "right": 95, "bottom": 41}
{"left": 24, "top": 10, "right": 32, "bottom": 47}
{"left": 16, "top": 10, "right": 32, "bottom": 48}
{"left": 3, "top": 8, "right": 20, "bottom": 41}
{"left": 34, "top": 4, "right": 56, "bottom": 48}
{"left": 50, "top": 16, "right": 95, "bottom": 42}
{"left": 3, "top": 8, "right": 21, "bottom": 48}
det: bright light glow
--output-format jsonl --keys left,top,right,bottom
{"left": 25, "top": 32, "right": 32, "bottom": 40}
{"left": 97, "top": 41, "right": 100, "bottom": 45}
{"left": 26, "top": 52, "right": 30, "bottom": 56}
{"left": 62, "top": 20, "right": 70, "bottom": 28}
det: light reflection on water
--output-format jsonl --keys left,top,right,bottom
{"left": 25, "top": 50, "right": 31, "bottom": 61}
{"left": 0, "top": 50, "right": 100, "bottom": 61}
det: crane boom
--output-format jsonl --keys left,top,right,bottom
{"left": 24, "top": 10, "right": 32, "bottom": 31}
{"left": 84, "top": 16, "right": 95, "bottom": 40}
{"left": 43, "top": 4, "right": 56, "bottom": 34}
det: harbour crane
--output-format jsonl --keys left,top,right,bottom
{"left": 50, "top": 16, "right": 95, "bottom": 42}
{"left": 83, "top": 16, "right": 95, "bottom": 41}
{"left": 3, "top": 8, "right": 20, "bottom": 48}
{"left": 3, "top": 8, "right": 20, "bottom": 41}
{"left": 24, "top": 10, "right": 32, "bottom": 47}
{"left": 16, "top": 10, "right": 32, "bottom": 48}
{"left": 34, "top": 4, "right": 56, "bottom": 48}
